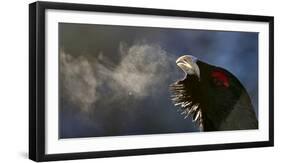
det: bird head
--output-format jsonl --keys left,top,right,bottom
{"left": 175, "top": 55, "right": 237, "bottom": 91}
{"left": 176, "top": 55, "right": 200, "bottom": 79}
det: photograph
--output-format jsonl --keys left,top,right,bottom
{"left": 59, "top": 23, "right": 259, "bottom": 138}
{"left": 29, "top": 1, "right": 274, "bottom": 161}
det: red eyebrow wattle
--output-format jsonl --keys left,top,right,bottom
{"left": 211, "top": 70, "right": 229, "bottom": 87}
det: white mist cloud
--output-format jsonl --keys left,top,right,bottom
{"left": 113, "top": 42, "right": 172, "bottom": 97}
{"left": 60, "top": 51, "right": 99, "bottom": 112}
{"left": 60, "top": 42, "right": 174, "bottom": 112}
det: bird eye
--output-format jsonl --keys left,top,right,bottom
{"left": 211, "top": 70, "right": 229, "bottom": 88}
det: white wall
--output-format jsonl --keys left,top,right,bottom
{"left": 0, "top": 0, "right": 279, "bottom": 162}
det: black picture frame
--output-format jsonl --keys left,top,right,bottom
{"left": 29, "top": 1, "right": 274, "bottom": 162}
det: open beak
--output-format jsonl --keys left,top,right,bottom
{"left": 176, "top": 55, "right": 200, "bottom": 79}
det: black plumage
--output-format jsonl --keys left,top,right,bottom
{"left": 170, "top": 55, "right": 258, "bottom": 131}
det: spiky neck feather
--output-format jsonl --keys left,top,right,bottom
{"left": 170, "top": 75, "right": 203, "bottom": 129}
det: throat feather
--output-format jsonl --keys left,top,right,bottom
{"left": 169, "top": 80, "right": 203, "bottom": 129}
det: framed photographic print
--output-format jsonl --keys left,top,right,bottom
{"left": 29, "top": 1, "right": 274, "bottom": 162}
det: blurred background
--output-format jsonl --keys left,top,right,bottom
{"left": 59, "top": 23, "right": 258, "bottom": 138}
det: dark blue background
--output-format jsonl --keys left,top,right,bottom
{"left": 59, "top": 23, "right": 258, "bottom": 138}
